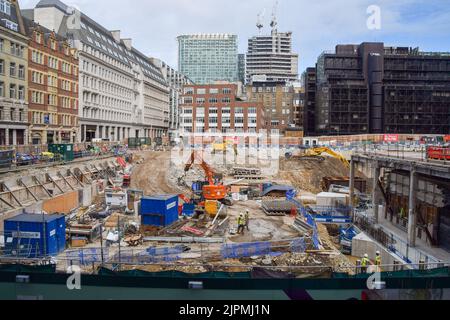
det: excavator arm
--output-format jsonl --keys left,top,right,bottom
{"left": 305, "top": 147, "right": 350, "bottom": 168}
{"left": 184, "top": 151, "right": 215, "bottom": 185}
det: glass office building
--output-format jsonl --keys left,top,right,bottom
{"left": 177, "top": 34, "right": 238, "bottom": 84}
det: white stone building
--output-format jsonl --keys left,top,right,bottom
{"left": 24, "top": 0, "right": 169, "bottom": 142}
{"left": 150, "top": 58, "right": 193, "bottom": 141}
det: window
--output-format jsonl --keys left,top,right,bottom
{"left": 0, "top": 38, "right": 3, "bottom": 51}
{"left": 9, "top": 62, "right": 15, "bottom": 77}
{"left": 208, "top": 98, "right": 218, "bottom": 104}
{"left": 18, "top": 86, "right": 24, "bottom": 100}
{"left": 196, "top": 98, "right": 205, "bottom": 104}
{"left": 18, "top": 65, "right": 24, "bottom": 79}
{"left": 222, "top": 88, "right": 231, "bottom": 94}
{"left": 36, "top": 32, "right": 42, "bottom": 44}
{"left": 197, "top": 88, "right": 206, "bottom": 95}
{"left": 9, "top": 84, "right": 15, "bottom": 99}
{"left": 0, "top": 81, "right": 4, "bottom": 97}
{"left": 3, "top": 19, "right": 18, "bottom": 31}
{"left": 0, "top": 59, "right": 3, "bottom": 74}
{"left": 222, "top": 97, "right": 230, "bottom": 103}
{"left": 0, "top": 0, "right": 11, "bottom": 15}
{"left": 209, "top": 88, "right": 218, "bottom": 94}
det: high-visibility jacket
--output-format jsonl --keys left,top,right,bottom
{"left": 237, "top": 216, "right": 244, "bottom": 225}
{"left": 244, "top": 213, "right": 249, "bottom": 223}
{"left": 361, "top": 257, "right": 370, "bottom": 267}
{"left": 375, "top": 255, "right": 381, "bottom": 266}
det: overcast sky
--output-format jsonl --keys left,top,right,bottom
{"left": 20, "top": 0, "right": 450, "bottom": 73}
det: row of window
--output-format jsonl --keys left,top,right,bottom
{"left": 183, "top": 97, "right": 233, "bottom": 104}
{"left": 0, "top": 82, "right": 25, "bottom": 100}
{"left": 31, "top": 50, "right": 77, "bottom": 75}
{"left": 0, "top": 38, "right": 25, "bottom": 57}
{"left": 183, "top": 107, "right": 258, "bottom": 115}
{"left": 34, "top": 32, "right": 72, "bottom": 56}
{"left": 184, "top": 87, "right": 233, "bottom": 95}
{"left": 31, "top": 70, "right": 77, "bottom": 92}
{"left": 0, "top": 59, "right": 25, "bottom": 79}
{"left": 30, "top": 90, "right": 77, "bottom": 109}
{"left": 0, "top": 107, "right": 26, "bottom": 122}
{"left": 31, "top": 112, "right": 76, "bottom": 127}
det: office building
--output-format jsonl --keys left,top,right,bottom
{"left": 302, "top": 67, "right": 316, "bottom": 136}
{"left": 180, "top": 83, "right": 264, "bottom": 134}
{"left": 244, "top": 82, "right": 295, "bottom": 134}
{"left": 246, "top": 31, "right": 298, "bottom": 84}
{"left": 151, "top": 57, "right": 193, "bottom": 140}
{"left": 312, "top": 42, "right": 450, "bottom": 135}
{"left": 24, "top": 0, "right": 170, "bottom": 142}
{"left": 0, "top": 0, "right": 29, "bottom": 145}
{"left": 238, "top": 53, "right": 246, "bottom": 84}
{"left": 178, "top": 34, "right": 238, "bottom": 84}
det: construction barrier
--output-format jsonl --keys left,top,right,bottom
{"left": 66, "top": 248, "right": 109, "bottom": 265}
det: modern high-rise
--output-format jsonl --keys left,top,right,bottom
{"left": 246, "top": 31, "right": 298, "bottom": 84}
{"left": 0, "top": 0, "right": 29, "bottom": 145}
{"left": 178, "top": 34, "right": 238, "bottom": 84}
{"left": 311, "top": 42, "right": 450, "bottom": 135}
{"left": 238, "top": 53, "right": 246, "bottom": 84}
{"left": 24, "top": 0, "right": 170, "bottom": 143}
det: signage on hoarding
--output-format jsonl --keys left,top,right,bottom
{"left": 384, "top": 134, "right": 399, "bottom": 142}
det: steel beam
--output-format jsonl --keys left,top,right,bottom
{"left": 17, "top": 178, "right": 39, "bottom": 202}
{"left": 45, "top": 174, "right": 64, "bottom": 194}
{"left": 57, "top": 171, "right": 75, "bottom": 190}
{"left": 1, "top": 182, "right": 23, "bottom": 207}
{"left": 33, "top": 176, "right": 53, "bottom": 198}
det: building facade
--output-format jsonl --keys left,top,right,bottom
{"left": 151, "top": 58, "right": 193, "bottom": 141}
{"left": 25, "top": 0, "right": 169, "bottom": 143}
{"left": 178, "top": 34, "right": 238, "bottom": 85}
{"left": 246, "top": 31, "right": 298, "bottom": 84}
{"left": 313, "top": 42, "right": 450, "bottom": 135}
{"left": 0, "top": 0, "right": 29, "bottom": 145}
{"left": 302, "top": 67, "right": 316, "bottom": 136}
{"left": 238, "top": 53, "right": 246, "bottom": 85}
{"left": 180, "top": 83, "right": 264, "bottom": 135}
{"left": 24, "top": 17, "right": 79, "bottom": 144}
{"left": 244, "top": 82, "right": 294, "bottom": 134}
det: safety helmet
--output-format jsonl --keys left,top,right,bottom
{"left": 364, "top": 254, "right": 368, "bottom": 258}
{"left": 246, "top": 210, "right": 249, "bottom": 213}
{"left": 376, "top": 251, "right": 380, "bottom": 255}
{"left": 239, "top": 213, "right": 243, "bottom": 216}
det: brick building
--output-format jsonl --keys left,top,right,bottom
{"left": 244, "top": 82, "right": 295, "bottom": 134}
{"left": 180, "top": 83, "right": 264, "bottom": 135}
{"left": 24, "top": 17, "right": 79, "bottom": 144}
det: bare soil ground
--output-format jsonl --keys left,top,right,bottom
{"left": 278, "top": 157, "right": 350, "bottom": 193}
{"left": 130, "top": 151, "right": 182, "bottom": 195}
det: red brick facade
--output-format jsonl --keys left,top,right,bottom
{"left": 180, "top": 83, "right": 265, "bottom": 134}
{"left": 26, "top": 22, "right": 79, "bottom": 144}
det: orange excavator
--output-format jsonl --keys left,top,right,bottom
{"left": 183, "top": 150, "right": 228, "bottom": 201}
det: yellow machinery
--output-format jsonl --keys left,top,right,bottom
{"left": 212, "top": 139, "right": 237, "bottom": 155}
{"left": 303, "top": 147, "right": 350, "bottom": 168}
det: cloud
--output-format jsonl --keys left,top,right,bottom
{"left": 19, "top": 0, "right": 450, "bottom": 74}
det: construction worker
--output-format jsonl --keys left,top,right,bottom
{"left": 244, "top": 210, "right": 250, "bottom": 231}
{"left": 237, "top": 214, "right": 245, "bottom": 234}
{"left": 375, "top": 251, "right": 382, "bottom": 272}
{"left": 361, "top": 254, "right": 370, "bottom": 273}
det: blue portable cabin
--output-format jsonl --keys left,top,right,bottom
{"left": 3, "top": 214, "right": 66, "bottom": 258}
{"left": 140, "top": 195, "right": 179, "bottom": 227}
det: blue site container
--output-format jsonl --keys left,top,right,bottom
{"left": 140, "top": 195, "right": 179, "bottom": 227}
{"left": 4, "top": 214, "right": 66, "bottom": 258}
{"left": 182, "top": 203, "right": 195, "bottom": 217}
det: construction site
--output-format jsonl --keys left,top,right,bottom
{"left": 0, "top": 137, "right": 450, "bottom": 300}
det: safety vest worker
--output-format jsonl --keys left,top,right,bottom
{"left": 361, "top": 254, "right": 370, "bottom": 267}
{"left": 237, "top": 215, "right": 244, "bottom": 226}
{"left": 375, "top": 251, "right": 381, "bottom": 266}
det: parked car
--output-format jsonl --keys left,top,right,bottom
{"left": 16, "top": 153, "right": 35, "bottom": 166}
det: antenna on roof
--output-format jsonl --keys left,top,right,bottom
{"left": 270, "top": 0, "right": 278, "bottom": 34}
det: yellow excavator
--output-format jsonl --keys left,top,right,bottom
{"left": 286, "top": 147, "right": 350, "bottom": 168}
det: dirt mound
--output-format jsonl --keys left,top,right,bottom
{"left": 278, "top": 157, "right": 350, "bottom": 193}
